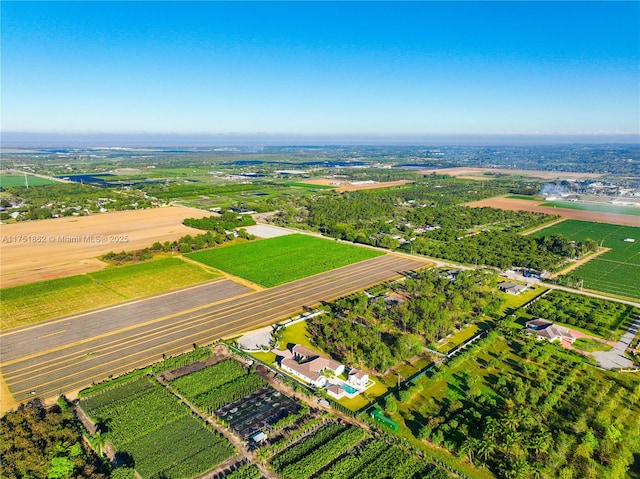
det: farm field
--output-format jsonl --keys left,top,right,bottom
{"left": 532, "top": 220, "right": 640, "bottom": 300}
{"left": 0, "top": 257, "right": 220, "bottom": 330}
{"left": 0, "top": 173, "right": 56, "bottom": 187}
{"left": 467, "top": 196, "right": 639, "bottom": 227}
{"left": 187, "top": 234, "right": 384, "bottom": 287}
{"left": 2, "top": 254, "right": 428, "bottom": 404}
{"left": 541, "top": 200, "right": 640, "bottom": 216}
{"left": 79, "top": 375, "right": 235, "bottom": 479}
{"left": 0, "top": 206, "right": 210, "bottom": 287}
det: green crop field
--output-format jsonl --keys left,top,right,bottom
{"left": 0, "top": 257, "right": 219, "bottom": 330}
{"left": 0, "top": 174, "right": 56, "bottom": 187}
{"left": 187, "top": 234, "right": 384, "bottom": 287}
{"left": 532, "top": 220, "right": 640, "bottom": 299}
{"left": 541, "top": 200, "right": 640, "bottom": 216}
{"left": 79, "top": 376, "right": 235, "bottom": 479}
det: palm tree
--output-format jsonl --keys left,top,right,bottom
{"left": 460, "top": 438, "right": 482, "bottom": 464}
{"left": 477, "top": 440, "right": 496, "bottom": 465}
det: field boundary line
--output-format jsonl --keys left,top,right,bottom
{"left": 521, "top": 217, "right": 566, "bottom": 236}
{"left": 550, "top": 247, "right": 612, "bottom": 278}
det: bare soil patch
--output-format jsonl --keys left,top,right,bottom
{"left": 0, "top": 206, "right": 210, "bottom": 287}
{"left": 419, "top": 167, "right": 603, "bottom": 181}
{"left": 467, "top": 197, "right": 640, "bottom": 227}
{"left": 0, "top": 373, "right": 18, "bottom": 415}
{"left": 300, "top": 178, "right": 411, "bottom": 191}
{"left": 551, "top": 248, "right": 612, "bottom": 278}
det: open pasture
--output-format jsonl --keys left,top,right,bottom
{"left": 0, "top": 257, "right": 220, "bottom": 330}
{"left": 0, "top": 206, "right": 210, "bottom": 287}
{"left": 187, "top": 234, "right": 384, "bottom": 287}
{"left": 532, "top": 220, "right": 640, "bottom": 299}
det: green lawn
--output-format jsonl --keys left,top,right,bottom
{"left": 278, "top": 320, "right": 317, "bottom": 350}
{"left": 436, "top": 324, "right": 481, "bottom": 354}
{"left": 1, "top": 257, "right": 220, "bottom": 330}
{"left": 187, "top": 234, "right": 384, "bottom": 287}
{"left": 532, "top": 220, "right": 640, "bottom": 300}
{"left": 498, "top": 284, "right": 548, "bottom": 316}
{"left": 0, "top": 174, "right": 56, "bottom": 187}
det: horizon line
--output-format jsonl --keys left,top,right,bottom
{"left": 2, "top": 131, "right": 639, "bottom": 147}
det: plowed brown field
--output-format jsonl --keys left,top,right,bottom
{"left": 0, "top": 207, "right": 210, "bottom": 287}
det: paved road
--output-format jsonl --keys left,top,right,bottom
{"left": 1, "top": 254, "right": 429, "bottom": 402}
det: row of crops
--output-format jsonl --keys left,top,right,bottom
{"left": 169, "top": 359, "right": 267, "bottom": 415}
{"left": 79, "top": 375, "right": 235, "bottom": 479}
{"left": 267, "top": 421, "right": 448, "bottom": 479}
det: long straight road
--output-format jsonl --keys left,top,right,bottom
{"left": 1, "top": 254, "right": 430, "bottom": 403}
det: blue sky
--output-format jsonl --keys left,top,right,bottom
{"left": 2, "top": 1, "right": 639, "bottom": 139}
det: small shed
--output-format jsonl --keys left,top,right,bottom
{"left": 249, "top": 431, "right": 267, "bottom": 444}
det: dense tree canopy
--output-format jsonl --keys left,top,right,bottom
{"left": 308, "top": 269, "right": 502, "bottom": 373}
{"left": 0, "top": 399, "right": 108, "bottom": 479}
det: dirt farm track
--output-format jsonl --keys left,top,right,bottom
{"left": 0, "top": 254, "right": 430, "bottom": 409}
{"left": 468, "top": 197, "right": 640, "bottom": 227}
{"left": 0, "top": 207, "right": 210, "bottom": 287}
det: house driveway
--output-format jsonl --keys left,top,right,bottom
{"left": 593, "top": 315, "right": 639, "bottom": 370}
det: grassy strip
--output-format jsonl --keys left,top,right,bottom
{"left": 187, "top": 234, "right": 384, "bottom": 287}
{"left": 0, "top": 257, "right": 219, "bottom": 330}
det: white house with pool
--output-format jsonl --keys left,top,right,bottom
{"left": 274, "top": 344, "right": 372, "bottom": 399}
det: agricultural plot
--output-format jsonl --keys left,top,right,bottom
{"left": 0, "top": 173, "right": 56, "bottom": 187}
{"left": 169, "top": 359, "right": 268, "bottom": 415}
{"left": 541, "top": 200, "right": 640, "bottom": 216}
{"left": 269, "top": 422, "right": 442, "bottom": 479}
{"left": 0, "top": 257, "right": 219, "bottom": 329}
{"left": 532, "top": 220, "right": 640, "bottom": 300}
{"left": 79, "top": 376, "right": 235, "bottom": 479}
{"left": 187, "top": 234, "right": 384, "bottom": 287}
{"left": 217, "top": 387, "right": 300, "bottom": 438}
{"left": 169, "top": 357, "right": 308, "bottom": 441}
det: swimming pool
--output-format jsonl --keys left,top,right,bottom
{"left": 340, "top": 383, "right": 358, "bottom": 394}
